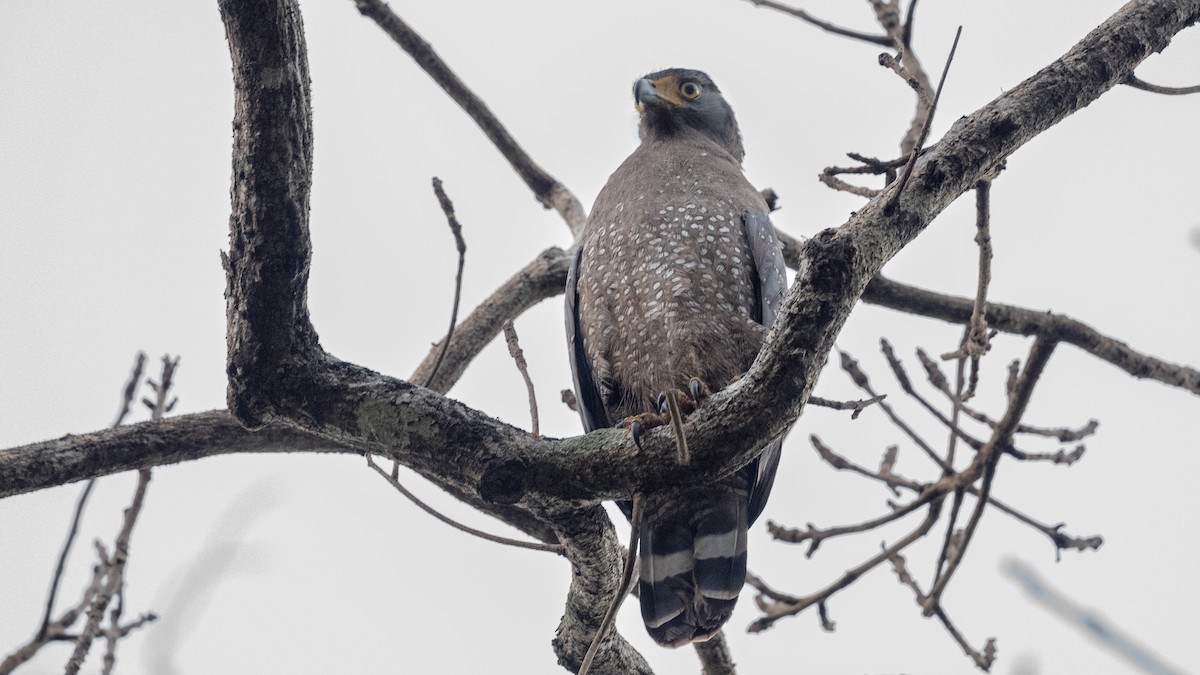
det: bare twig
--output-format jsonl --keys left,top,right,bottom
{"left": 926, "top": 337, "right": 1057, "bottom": 611}
{"left": 962, "top": 411, "right": 1099, "bottom": 443}
{"left": 816, "top": 601, "right": 836, "bottom": 632}
{"left": 423, "top": 177, "right": 468, "bottom": 390}
{"left": 664, "top": 390, "right": 691, "bottom": 465}
{"left": 38, "top": 481, "right": 97, "bottom": 641}
{"left": 942, "top": 181, "right": 994, "bottom": 372}
{"left": 857, "top": 274, "right": 1200, "bottom": 397}
{"left": 901, "top": 0, "right": 919, "bottom": 48}
{"left": 743, "top": 0, "right": 891, "bottom": 46}
{"left": 810, "top": 435, "right": 911, "bottom": 495}
{"left": 879, "top": 51, "right": 932, "bottom": 108}
{"left": 840, "top": 349, "right": 946, "bottom": 467}
{"left": 352, "top": 0, "right": 586, "bottom": 234}
{"left": 1123, "top": 73, "right": 1200, "bottom": 95}
{"left": 809, "top": 431, "right": 1099, "bottom": 558}
{"left": 578, "top": 494, "right": 642, "bottom": 675}
{"left": 2, "top": 564, "right": 105, "bottom": 674}
{"left": 887, "top": 25, "right": 962, "bottom": 211}
{"left": 66, "top": 355, "right": 176, "bottom": 674}
{"left": 884, "top": 340, "right": 1082, "bottom": 463}
{"left": 502, "top": 321, "right": 540, "bottom": 438}
{"left": 111, "top": 352, "right": 148, "bottom": 428}
{"left": 366, "top": 455, "right": 563, "bottom": 555}
{"left": 933, "top": 604, "right": 997, "bottom": 670}
{"left": 5, "top": 353, "right": 148, "bottom": 675}
{"left": 767, "top": 483, "right": 939, "bottom": 558}
{"left": 808, "top": 393, "right": 886, "bottom": 419}
{"left": 65, "top": 468, "right": 152, "bottom": 674}
{"left": 750, "top": 503, "right": 942, "bottom": 632}
{"left": 819, "top": 152, "right": 911, "bottom": 196}
{"left": 410, "top": 247, "right": 571, "bottom": 395}
{"left": 818, "top": 172, "right": 881, "bottom": 198}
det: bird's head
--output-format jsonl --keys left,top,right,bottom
{"left": 633, "top": 68, "right": 744, "bottom": 162}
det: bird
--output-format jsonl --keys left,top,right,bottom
{"left": 565, "top": 68, "right": 787, "bottom": 647}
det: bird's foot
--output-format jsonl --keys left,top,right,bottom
{"left": 623, "top": 378, "right": 715, "bottom": 451}
{"left": 687, "top": 377, "right": 712, "bottom": 405}
{"left": 623, "top": 412, "right": 668, "bottom": 450}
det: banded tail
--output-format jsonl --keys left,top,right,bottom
{"left": 638, "top": 493, "right": 748, "bottom": 647}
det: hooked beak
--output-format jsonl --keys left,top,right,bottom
{"left": 634, "top": 76, "right": 683, "bottom": 113}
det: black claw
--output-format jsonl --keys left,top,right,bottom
{"left": 689, "top": 379, "right": 702, "bottom": 404}
{"left": 657, "top": 391, "right": 669, "bottom": 413}
{"left": 630, "top": 421, "right": 644, "bottom": 450}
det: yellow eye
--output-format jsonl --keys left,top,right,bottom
{"left": 680, "top": 81, "right": 702, "bottom": 100}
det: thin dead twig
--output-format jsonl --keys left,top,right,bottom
{"left": 809, "top": 431, "right": 1099, "bottom": 558}
{"left": 352, "top": 0, "right": 586, "bottom": 233}
{"left": 4, "top": 353, "right": 147, "bottom": 675}
{"left": 2, "top": 564, "right": 103, "bottom": 674}
{"left": 894, "top": 538, "right": 997, "bottom": 669}
{"left": 410, "top": 246, "right": 571, "bottom": 395}
{"left": 819, "top": 152, "right": 912, "bottom": 197}
{"left": 883, "top": 340, "right": 1075, "bottom": 465}
{"left": 766, "top": 482, "right": 939, "bottom": 558}
{"left": 879, "top": 51, "right": 932, "bottom": 108}
{"left": 839, "top": 349, "right": 946, "bottom": 467}
{"left": 887, "top": 25, "right": 962, "bottom": 211}
{"left": 808, "top": 394, "right": 887, "bottom": 419}
{"left": 39, "top": 353, "right": 146, "bottom": 644}
{"left": 578, "top": 495, "right": 642, "bottom": 675}
{"left": 942, "top": 181, "right": 994, "bottom": 376}
{"left": 366, "top": 455, "right": 563, "bottom": 555}
{"left": 1123, "top": 73, "right": 1200, "bottom": 95}
{"left": 959, "top": 406, "right": 1099, "bottom": 443}
{"left": 664, "top": 390, "right": 691, "bottom": 465}
{"left": 502, "top": 321, "right": 540, "bottom": 438}
{"left": 869, "top": 0, "right": 936, "bottom": 155}
{"left": 67, "top": 355, "right": 176, "bottom": 674}
{"left": 749, "top": 502, "right": 942, "bottom": 632}
{"left": 934, "top": 604, "right": 997, "bottom": 670}
{"left": 743, "top": 0, "right": 891, "bottom": 46}
{"left": 925, "top": 337, "right": 1057, "bottom": 612}
{"left": 423, "top": 177, "right": 468, "bottom": 390}
{"left": 818, "top": 172, "right": 880, "bottom": 198}
{"left": 859, "top": 274, "right": 1200, "bottom": 397}
{"left": 901, "top": 0, "right": 919, "bottom": 48}
{"left": 810, "top": 435, "right": 913, "bottom": 496}
{"left": 65, "top": 469, "right": 152, "bottom": 674}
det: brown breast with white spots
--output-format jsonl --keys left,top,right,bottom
{"left": 577, "top": 135, "right": 768, "bottom": 421}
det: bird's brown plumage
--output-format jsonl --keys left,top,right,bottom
{"left": 566, "top": 68, "right": 787, "bottom": 647}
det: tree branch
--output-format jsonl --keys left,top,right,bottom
{"left": 1123, "top": 73, "right": 1200, "bottom": 95}
{"left": 410, "top": 246, "right": 571, "bottom": 394}
{"left": 351, "top": 0, "right": 586, "bottom": 234}
{"left": 743, "top": 0, "right": 892, "bottom": 46}
{"left": 861, "top": 275, "right": 1200, "bottom": 396}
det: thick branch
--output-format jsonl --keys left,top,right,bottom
{"left": 547, "top": 504, "right": 653, "bottom": 674}
{"left": 219, "top": 0, "right": 319, "bottom": 429}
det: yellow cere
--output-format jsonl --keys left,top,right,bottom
{"left": 648, "top": 75, "right": 685, "bottom": 106}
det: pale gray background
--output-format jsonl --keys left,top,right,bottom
{"left": 2, "top": 1, "right": 1198, "bottom": 673}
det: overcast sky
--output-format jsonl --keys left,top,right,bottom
{"left": 2, "top": 1, "right": 1198, "bottom": 673}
